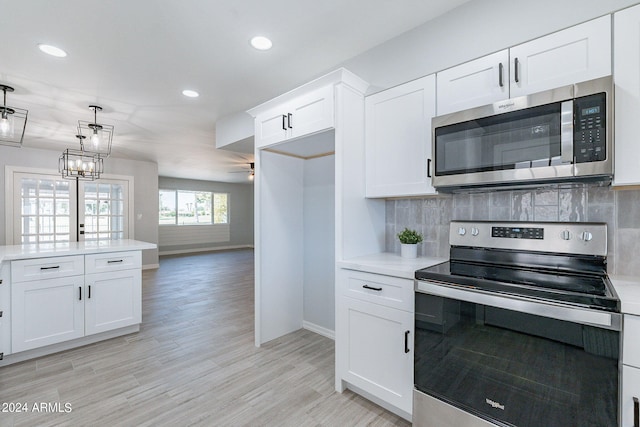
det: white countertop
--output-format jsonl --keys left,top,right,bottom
{"left": 337, "top": 252, "right": 447, "bottom": 280}
{"left": 610, "top": 275, "right": 640, "bottom": 316}
{"left": 0, "top": 239, "right": 157, "bottom": 263}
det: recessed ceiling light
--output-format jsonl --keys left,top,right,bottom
{"left": 38, "top": 44, "right": 67, "bottom": 58}
{"left": 182, "top": 89, "right": 199, "bottom": 98}
{"left": 250, "top": 36, "right": 272, "bottom": 51}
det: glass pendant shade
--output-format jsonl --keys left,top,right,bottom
{"left": 77, "top": 105, "right": 113, "bottom": 156}
{"left": 0, "top": 84, "right": 28, "bottom": 148}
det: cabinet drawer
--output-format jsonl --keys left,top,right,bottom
{"left": 624, "top": 314, "right": 640, "bottom": 367}
{"left": 12, "top": 255, "right": 84, "bottom": 283}
{"left": 340, "top": 269, "right": 413, "bottom": 312}
{"left": 85, "top": 251, "right": 141, "bottom": 274}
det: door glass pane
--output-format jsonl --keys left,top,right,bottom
{"left": 19, "top": 176, "right": 73, "bottom": 244}
{"left": 81, "top": 181, "right": 127, "bottom": 242}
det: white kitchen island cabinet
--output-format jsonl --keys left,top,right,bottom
{"left": 365, "top": 74, "right": 437, "bottom": 198}
{"left": 613, "top": 4, "right": 640, "bottom": 186}
{"left": 436, "top": 15, "right": 611, "bottom": 115}
{"left": 0, "top": 239, "right": 155, "bottom": 365}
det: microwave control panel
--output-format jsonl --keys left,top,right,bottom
{"left": 574, "top": 93, "right": 606, "bottom": 163}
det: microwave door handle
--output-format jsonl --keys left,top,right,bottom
{"left": 560, "top": 100, "right": 574, "bottom": 166}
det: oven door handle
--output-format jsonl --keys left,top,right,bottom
{"left": 415, "top": 280, "right": 621, "bottom": 331}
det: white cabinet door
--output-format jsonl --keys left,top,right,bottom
{"left": 254, "top": 85, "right": 334, "bottom": 150}
{"left": 85, "top": 269, "right": 142, "bottom": 336}
{"left": 614, "top": 4, "right": 640, "bottom": 186}
{"left": 338, "top": 296, "right": 413, "bottom": 414}
{"left": 289, "top": 85, "right": 334, "bottom": 140}
{"left": 366, "top": 74, "right": 437, "bottom": 198}
{"left": 622, "top": 365, "right": 640, "bottom": 427}
{"left": 255, "top": 105, "right": 291, "bottom": 149}
{"left": 509, "top": 15, "right": 611, "bottom": 97}
{"left": 436, "top": 50, "right": 509, "bottom": 115}
{"left": 12, "top": 276, "right": 84, "bottom": 352}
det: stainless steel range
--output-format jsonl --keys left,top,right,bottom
{"left": 413, "top": 221, "right": 621, "bottom": 427}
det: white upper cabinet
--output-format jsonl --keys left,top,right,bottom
{"left": 613, "top": 4, "right": 640, "bottom": 186}
{"left": 436, "top": 50, "right": 509, "bottom": 116}
{"left": 509, "top": 15, "right": 611, "bottom": 97}
{"left": 365, "top": 74, "right": 437, "bottom": 198}
{"left": 437, "top": 15, "right": 611, "bottom": 115}
{"left": 254, "top": 85, "right": 334, "bottom": 149}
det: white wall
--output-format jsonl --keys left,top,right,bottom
{"left": 303, "top": 154, "right": 335, "bottom": 332}
{"left": 0, "top": 145, "right": 159, "bottom": 267}
{"left": 341, "top": 0, "right": 638, "bottom": 93}
{"left": 157, "top": 176, "right": 254, "bottom": 253}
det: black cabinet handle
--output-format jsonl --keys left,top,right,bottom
{"left": 287, "top": 113, "right": 293, "bottom": 129}
{"left": 634, "top": 396, "right": 639, "bottom": 427}
{"left": 79, "top": 286, "right": 82, "bottom": 301}
{"left": 362, "top": 284, "right": 382, "bottom": 292}
{"left": 404, "top": 330, "right": 410, "bottom": 353}
{"left": 427, "top": 158, "right": 432, "bottom": 178}
{"left": 107, "top": 259, "right": 124, "bottom": 264}
{"left": 514, "top": 57, "right": 520, "bottom": 83}
{"left": 498, "top": 62, "right": 504, "bottom": 87}
{"left": 282, "top": 114, "right": 287, "bottom": 131}
{"left": 41, "top": 266, "right": 60, "bottom": 270}
{"left": 88, "top": 285, "right": 91, "bottom": 299}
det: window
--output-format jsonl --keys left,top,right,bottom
{"left": 80, "top": 181, "right": 128, "bottom": 241}
{"left": 19, "top": 176, "right": 74, "bottom": 243}
{"left": 159, "top": 190, "right": 228, "bottom": 225}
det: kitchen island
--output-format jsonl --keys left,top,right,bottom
{"left": 0, "top": 239, "right": 156, "bottom": 366}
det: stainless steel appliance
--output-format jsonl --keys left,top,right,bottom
{"left": 413, "top": 221, "right": 621, "bottom": 427}
{"left": 432, "top": 77, "right": 612, "bottom": 190}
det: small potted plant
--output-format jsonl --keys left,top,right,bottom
{"left": 397, "top": 227, "right": 423, "bottom": 259}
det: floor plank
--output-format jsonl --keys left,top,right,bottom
{"left": 0, "top": 249, "right": 410, "bottom": 426}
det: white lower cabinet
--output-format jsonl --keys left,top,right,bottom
{"left": 9, "top": 251, "right": 143, "bottom": 354}
{"left": 12, "top": 276, "right": 85, "bottom": 353}
{"left": 622, "top": 365, "right": 640, "bottom": 427}
{"left": 85, "top": 269, "right": 141, "bottom": 335}
{"left": 337, "top": 268, "right": 414, "bottom": 418}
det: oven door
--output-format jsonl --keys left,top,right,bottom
{"left": 414, "top": 281, "right": 621, "bottom": 427}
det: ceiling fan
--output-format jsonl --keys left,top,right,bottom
{"left": 229, "top": 162, "right": 255, "bottom": 180}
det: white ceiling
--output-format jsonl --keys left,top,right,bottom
{"left": 0, "top": 0, "right": 469, "bottom": 183}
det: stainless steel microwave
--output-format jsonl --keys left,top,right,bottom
{"left": 432, "top": 76, "right": 612, "bottom": 190}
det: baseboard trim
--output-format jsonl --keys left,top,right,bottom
{"left": 303, "top": 321, "right": 335, "bottom": 340}
{"left": 159, "top": 245, "right": 254, "bottom": 256}
{"left": 143, "top": 263, "right": 160, "bottom": 270}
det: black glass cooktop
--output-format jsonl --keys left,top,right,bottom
{"left": 415, "top": 248, "right": 620, "bottom": 312}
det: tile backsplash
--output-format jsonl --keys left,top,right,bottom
{"left": 386, "top": 183, "right": 640, "bottom": 276}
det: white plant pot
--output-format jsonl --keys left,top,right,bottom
{"left": 400, "top": 243, "right": 418, "bottom": 259}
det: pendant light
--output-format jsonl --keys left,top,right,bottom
{"left": 59, "top": 135, "right": 104, "bottom": 181}
{"left": 0, "top": 84, "right": 28, "bottom": 147}
{"left": 77, "top": 105, "right": 113, "bottom": 156}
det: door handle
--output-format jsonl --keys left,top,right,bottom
{"left": 514, "top": 57, "right": 520, "bottom": 83}
{"left": 427, "top": 158, "right": 432, "bottom": 178}
{"left": 282, "top": 114, "right": 287, "bottom": 131}
{"left": 79, "top": 286, "right": 82, "bottom": 301}
{"left": 362, "top": 284, "right": 382, "bottom": 291}
{"left": 498, "top": 62, "right": 504, "bottom": 87}
{"left": 88, "top": 285, "right": 91, "bottom": 299}
{"left": 287, "top": 113, "right": 293, "bottom": 129}
{"left": 634, "top": 396, "right": 639, "bottom": 427}
{"left": 404, "top": 330, "right": 410, "bottom": 353}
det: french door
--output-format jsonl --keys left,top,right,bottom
{"left": 12, "top": 172, "right": 129, "bottom": 244}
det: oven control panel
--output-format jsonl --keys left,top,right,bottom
{"left": 491, "top": 227, "right": 544, "bottom": 240}
{"left": 450, "top": 221, "right": 607, "bottom": 256}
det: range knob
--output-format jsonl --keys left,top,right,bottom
{"left": 561, "top": 230, "right": 571, "bottom": 240}
{"left": 580, "top": 231, "right": 593, "bottom": 242}
{"left": 471, "top": 227, "right": 479, "bottom": 236}
{"left": 458, "top": 227, "right": 466, "bottom": 236}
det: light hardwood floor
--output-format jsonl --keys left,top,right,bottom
{"left": 0, "top": 249, "right": 411, "bottom": 426}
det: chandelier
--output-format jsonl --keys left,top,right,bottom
{"left": 0, "top": 84, "right": 28, "bottom": 147}
{"left": 77, "top": 105, "right": 113, "bottom": 156}
{"left": 59, "top": 135, "right": 104, "bottom": 181}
